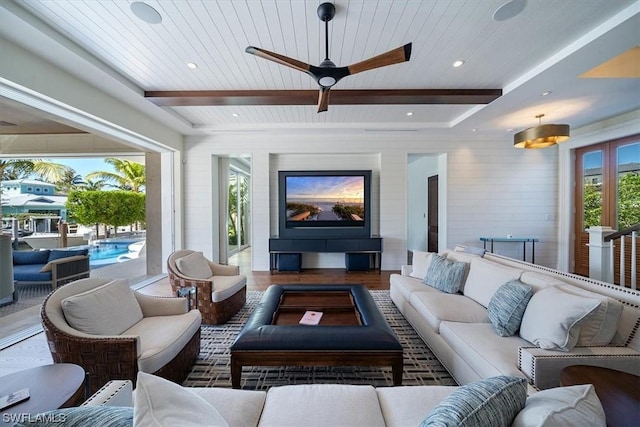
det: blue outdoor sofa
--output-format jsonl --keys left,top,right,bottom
{"left": 13, "top": 248, "right": 90, "bottom": 289}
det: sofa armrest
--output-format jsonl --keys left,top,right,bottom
{"left": 518, "top": 345, "right": 640, "bottom": 390}
{"left": 51, "top": 255, "right": 90, "bottom": 288}
{"left": 81, "top": 380, "right": 133, "bottom": 407}
{"left": 135, "top": 292, "right": 188, "bottom": 317}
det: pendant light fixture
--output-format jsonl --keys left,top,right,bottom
{"left": 513, "top": 114, "right": 570, "bottom": 149}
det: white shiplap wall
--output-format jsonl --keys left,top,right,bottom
{"left": 182, "top": 131, "right": 559, "bottom": 271}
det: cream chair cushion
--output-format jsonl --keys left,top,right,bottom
{"left": 176, "top": 252, "right": 213, "bottom": 279}
{"left": 61, "top": 279, "right": 143, "bottom": 335}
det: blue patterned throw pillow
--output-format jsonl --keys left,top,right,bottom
{"left": 421, "top": 376, "right": 527, "bottom": 427}
{"left": 423, "top": 254, "right": 468, "bottom": 294}
{"left": 487, "top": 280, "right": 534, "bottom": 337}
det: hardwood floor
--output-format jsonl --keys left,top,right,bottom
{"left": 0, "top": 248, "right": 395, "bottom": 376}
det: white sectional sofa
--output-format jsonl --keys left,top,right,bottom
{"left": 390, "top": 247, "right": 640, "bottom": 391}
{"left": 72, "top": 373, "right": 608, "bottom": 426}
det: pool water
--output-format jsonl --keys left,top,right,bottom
{"left": 71, "top": 239, "right": 144, "bottom": 268}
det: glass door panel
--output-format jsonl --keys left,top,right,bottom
{"left": 582, "top": 150, "right": 603, "bottom": 229}
{"left": 616, "top": 142, "right": 640, "bottom": 228}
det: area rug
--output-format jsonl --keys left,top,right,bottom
{"left": 183, "top": 290, "right": 457, "bottom": 390}
{"left": 0, "top": 283, "right": 50, "bottom": 318}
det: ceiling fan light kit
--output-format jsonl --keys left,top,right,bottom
{"left": 514, "top": 114, "right": 570, "bottom": 149}
{"left": 245, "top": 2, "right": 412, "bottom": 113}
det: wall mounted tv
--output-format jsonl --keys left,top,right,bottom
{"left": 278, "top": 170, "right": 372, "bottom": 239}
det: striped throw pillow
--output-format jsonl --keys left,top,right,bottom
{"left": 423, "top": 254, "right": 468, "bottom": 294}
{"left": 487, "top": 280, "right": 533, "bottom": 336}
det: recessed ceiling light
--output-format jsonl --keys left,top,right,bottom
{"left": 541, "top": 91, "right": 552, "bottom": 96}
{"left": 131, "top": 2, "right": 162, "bottom": 24}
{"left": 453, "top": 60, "right": 465, "bottom": 68}
{"left": 187, "top": 62, "right": 198, "bottom": 69}
{"left": 406, "top": 112, "right": 414, "bottom": 116}
{"left": 493, "top": 0, "right": 527, "bottom": 22}
{"left": 232, "top": 113, "right": 239, "bottom": 117}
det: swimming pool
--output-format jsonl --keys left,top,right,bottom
{"left": 71, "top": 238, "right": 145, "bottom": 268}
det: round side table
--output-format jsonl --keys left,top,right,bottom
{"left": 560, "top": 365, "right": 639, "bottom": 427}
{"left": 1, "top": 364, "right": 86, "bottom": 424}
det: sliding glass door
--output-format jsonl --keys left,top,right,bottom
{"left": 227, "top": 166, "right": 250, "bottom": 257}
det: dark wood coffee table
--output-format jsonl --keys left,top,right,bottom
{"left": 1, "top": 364, "right": 86, "bottom": 424}
{"left": 230, "top": 284, "right": 403, "bottom": 389}
{"left": 560, "top": 365, "right": 640, "bottom": 427}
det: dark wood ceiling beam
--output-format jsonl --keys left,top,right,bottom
{"left": 145, "top": 89, "right": 502, "bottom": 107}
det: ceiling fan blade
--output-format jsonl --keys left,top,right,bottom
{"left": 245, "top": 46, "right": 312, "bottom": 74}
{"left": 347, "top": 43, "right": 412, "bottom": 76}
{"left": 317, "top": 87, "right": 330, "bottom": 113}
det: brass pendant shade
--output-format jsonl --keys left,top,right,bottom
{"left": 514, "top": 115, "right": 570, "bottom": 149}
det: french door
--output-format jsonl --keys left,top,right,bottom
{"left": 573, "top": 135, "right": 640, "bottom": 280}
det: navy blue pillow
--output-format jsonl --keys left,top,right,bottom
{"left": 13, "top": 250, "right": 51, "bottom": 265}
{"left": 48, "top": 249, "right": 89, "bottom": 262}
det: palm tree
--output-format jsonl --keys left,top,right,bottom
{"left": 86, "top": 158, "right": 146, "bottom": 192}
{"left": 55, "top": 169, "right": 85, "bottom": 194}
{"left": 0, "top": 159, "right": 70, "bottom": 182}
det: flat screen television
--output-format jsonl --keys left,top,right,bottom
{"left": 278, "top": 170, "right": 372, "bottom": 238}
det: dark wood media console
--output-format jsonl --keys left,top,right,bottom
{"left": 269, "top": 237, "right": 383, "bottom": 274}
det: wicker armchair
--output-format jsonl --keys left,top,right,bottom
{"left": 167, "top": 249, "right": 247, "bottom": 324}
{"left": 41, "top": 278, "right": 201, "bottom": 394}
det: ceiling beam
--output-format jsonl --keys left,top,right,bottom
{"left": 145, "top": 89, "right": 502, "bottom": 107}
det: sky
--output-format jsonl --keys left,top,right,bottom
{"left": 42, "top": 156, "right": 144, "bottom": 179}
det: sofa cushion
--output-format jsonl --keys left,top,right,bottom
{"left": 463, "top": 258, "right": 524, "bottom": 308}
{"left": 13, "top": 264, "right": 52, "bottom": 282}
{"left": 124, "top": 310, "right": 201, "bottom": 374}
{"left": 487, "top": 280, "right": 533, "bottom": 337}
{"left": 439, "top": 322, "right": 530, "bottom": 379}
{"left": 258, "top": 384, "right": 385, "bottom": 427}
{"left": 12, "top": 249, "right": 50, "bottom": 265}
{"left": 519, "top": 287, "right": 601, "bottom": 351}
{"left": 134, "top": 372, "right": 229, "bottom": 427}
{"left": 211, "top": 275, "right": 246, "bottom": 302}
{"left": 189, "top": 387, "right": 266, "bottom": 427}
{"left": 420, "top": 376, "right": 527, "bottom": 427}
{"left": 175, "top": 252, "right": 212, "bottom": 279}
{"left": 512, "top": 384, "right": 606, "bottom": 427}
{"left": 446, "top": 250, "right": 479, "bottom": 264}
{"left": 14, "top": 406, "right": 133, "bottom": 427}
{"left": 410, "top": 250, "right": 434, "bottom": 280}
{"left": 410, "top": 291, "right": 489, "bottom": 333}
{"left": 391, "top": 274, "right": 441, "bottom": 302}
{"left": 48, "top": 248, "right": 89, "bottom": 262}
{"left": 62, "top": 279, "right": 143, "bottom": 335}
{"left": 557, "top": 284, "right": 622, "bottom": 346}
{"left": 519, "top": 271, "right": 568, "bottom": 292}
{"left": 376, "top": 386, "right": 458, "bottom": 427}
{"left": 424, "top": 254, "right": 468, "bottom": 294}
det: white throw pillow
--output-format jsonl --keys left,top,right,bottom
{"left": 134, "top": 372, "right": 230, "bottom": 427}
{"left": 410, "top": 250, "right": 434, "bottom": 280}
{"left": 463, "top": 257, "right": 524, "bottom": 308}
{"left": 512, "top": 384, "right": 606, "bottom": 427}
{"left": 62, "top": 279, "right": 143, "bottom": 335}
{"left": 176, "top": 252, "right": 213, "bottom": 279}
{"left": 519, "top": 287, "right": 601, "bottom": 351}
{"left": 556, "top": 284, "right": 623, "bottom": 346}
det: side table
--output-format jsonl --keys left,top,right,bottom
{"left": 177, "top": 286, "right": 198, "bottom": 311}
{"left": 1, "top": 364, "right": 86, "bottom": 425}
{"left": 560, "top": 365, "right": 639, "bottom": 427}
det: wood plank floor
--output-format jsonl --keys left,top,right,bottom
{"left": 0, "top": 248, "right": 395, "bottom": 376}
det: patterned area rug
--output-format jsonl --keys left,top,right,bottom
{"left": 0, "top": 283, "right": 50, "bottom": 318}
{"left": 183, "top": 290, "right": 457, "bottom": 390}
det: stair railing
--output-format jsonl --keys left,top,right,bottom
{"left": 603, "top": 223, "right": 639, "bottom": 290}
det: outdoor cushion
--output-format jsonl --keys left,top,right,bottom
{"left": 48, "top": 248, "right": 89, "bottom": 262}
{"left": 40, "top": 255, "right": 87, "bottom": 272}
{"left": 175, "top": 252, "right": 213, "bottom": 279}
{"left": 61, "top": 279, "right": 143, "bottom": 335}
{"left": 12, "top": 264, "right": 52, "bottom": 282}
{"left": 519, "top": 287, "right": 601, "bottom": 351}
{"left": 12, "top": 250, "right": 50, "bottom": 265}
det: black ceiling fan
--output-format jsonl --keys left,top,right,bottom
{"left": 245, "top": 2, "right": 412, "bottom": 113}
